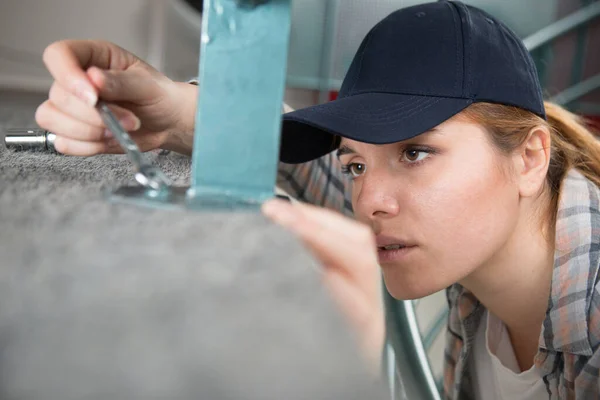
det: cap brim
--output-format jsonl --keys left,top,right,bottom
{"left": 280, "top": 93, "right": 473, "bottom": 163}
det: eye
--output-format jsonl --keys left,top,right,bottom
{"left": 401, "top": 148, "right": 430, "bottom": 163}
{"left": 341, "top": 163, "right": 366, "bottom": 178}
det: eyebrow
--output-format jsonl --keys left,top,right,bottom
{"left": 336, "top": 145, "right": 356, "bottom": 159}
{"left": 336, "top": 128, "right": 441, "bottom": 159}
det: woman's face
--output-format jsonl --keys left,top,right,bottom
{"left": 338, "top": 117, "right": 522, "bottom": 299}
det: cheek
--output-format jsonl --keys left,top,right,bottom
{"left": 384, "top": 151, "right": 520, "bottom": 299}
{"left": 351, "top": 181, "right": 366, "bottom": 221}
{"left": 415, "top": 153, "right": 520, "bottom": 280}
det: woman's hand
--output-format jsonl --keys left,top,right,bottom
{"left": 36, "top": 40, "right": 197, "bottom": 156}
{"left": 261, "top": 199, "right": 385, "bottom": 369}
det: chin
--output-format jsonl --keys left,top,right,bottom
{"left": 382, "top": 272, "right": 444, "bottom": 300}
{"left": 385, "top": 286, "right": 435, "bottom": 301}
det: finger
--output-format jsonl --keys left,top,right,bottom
{"left": 37, "top": 100, "right": 139, "bottom": 143}
{"left": 263, "top": 199, "right": 376, "bottom": 248}
{"left": 324, "top": 269, "right": 377, "bottom": 327}
{"left": 48, "top": 82, "right": 103, "bottom": 126}
{"left": 42, "top": 40, "right": 137, "bottom": 106}
{"left": 297, "top": 201, "right": 372, "bottom": 241}
{"left": 262, "top": 200, "right": 381, "bottom": 299}
{"left": 326, "top": 270, "right": 384, "bottom": 370}
{"left": 43, "top": 41, "right": 100, "bottom": 106}
{"left": 56, "top": 131, "right": 162, "bottom": 156}
{"left": 53, "top": 135, "right": 115, "bottom": 156}
{"left": 127, "top": 131, "right": 167, "bottom": 153}
{"left": 262, "top": 200, "right": 378, "bottom": 274}
{"left": 87, "top": 66, "right": 159, "bottom": 104}
{"left": 264, "top": 199, "right": 367, "bottom": 240}
{"left": 49, "top": 82, "right": 141, "bottom": 131}
{"left": 36, "top": 100, "right": 107, "bottom": 142}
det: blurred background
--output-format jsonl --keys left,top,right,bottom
{"left": 0, "top": 0, "right": 599, "bottom": 128}
{"left": 0, "top": 0, "right": 599, "bottom": 389}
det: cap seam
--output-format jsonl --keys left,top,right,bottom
{"left": 466, "top": 6, "right": 474, "bottom": 99}
{"left": 450, "top": 1, "right": 473, "bottom": 98}
{"left": 348, "top": 24, "right": 380, "bottom": 95}
{"left": 502, "top": 22, "right": 545, "bottom": 114}
{"left": 446, "top": 1, "right": 463, "bottom": 95}
{"left": 348, "top": 88, "right": 474, "bottom": 100}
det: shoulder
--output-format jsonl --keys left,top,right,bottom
{"left": 568, "top": 172, "right": 600, "bottom": 349}
{"left": 551, "top": 170, "right": 600, "bottom": 352}
{"left": 564, "top": 171, "right": 600, "bottom": 350}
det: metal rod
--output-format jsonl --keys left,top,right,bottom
{"left": 318, "top": 0, "right": 340, "bottom": 104}
{"left": 422, "top": 308, "right": 449, "bottom": 351}
{"left": 384, "top": 291, "right": 442, "bottom": 400}
{"left": 550, "top": 73, "right": 600, "bottom": 105}
{"left": 523, "top": 1, "right": 600, "bottom": 51}
{"left": 573, "top": 101, "right": 600, "bottom": 115}
{"left": 97, "top": 101, "right": 171, "bottom": 191}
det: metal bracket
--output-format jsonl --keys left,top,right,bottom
{"left": 523, "top": 1, "right": 600, "bottom": 52}
{"left": 110, "top": 0, "right": 292, "bottom": 211}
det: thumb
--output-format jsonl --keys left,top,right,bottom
{"left": 86, "top": 66, "right": 159, "bottom": 103}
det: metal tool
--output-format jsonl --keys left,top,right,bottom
{"left": 96, "top": 101, "right": 171, "bottom": 192}
{"left": 4, "top": 129, "right": 57, "bottom": 152}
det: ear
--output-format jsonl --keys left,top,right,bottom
{"left": 513, "top": 126, "right": 551, "bottom": 198}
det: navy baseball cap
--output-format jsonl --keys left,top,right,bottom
{"left": 279, "top": 0, "right": 546, "bottom": 164}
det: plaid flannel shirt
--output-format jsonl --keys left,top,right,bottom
{"left": 278, "top": 158, "right": 600, "bottom": 399}
{"left": 277, "top": 152, "right": 354, "bottom": 217}
{"left": 442, "top": 169, "right": 600, "bottom": 399}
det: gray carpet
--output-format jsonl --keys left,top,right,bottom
{"left": 0, "top": 91, "right": 387, "bottom": 400}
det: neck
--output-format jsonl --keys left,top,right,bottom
{"left": 460, "top": 198, "right": 555, "bottom": 370}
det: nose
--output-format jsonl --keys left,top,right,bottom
{"left": 354, "top": 171, "right": 401, "bottom": 221}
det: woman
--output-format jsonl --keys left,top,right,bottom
{"left": 36, "top": 1, "right": 600, "bottom": 398}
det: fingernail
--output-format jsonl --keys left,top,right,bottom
{"left": 53, "top": 136, "right": 65, "bottom": 154}
{"left": 74, "top": 82, "right": 97, "bottom": 107}
{"left": 100, "top": 70, "right": 115, "bottom": 92}
{"left": 119, "top": 115, "right": 141, "bottom": 131}
{"left": 103, "top": 129, "right": 113, "bottom": 139}
{"left": 262, "top": 199, "right": 297, "bottom": 226}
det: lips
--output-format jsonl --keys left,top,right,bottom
{"left": 380, "top": 244, "right": 405, "bottom": 250}
{"left": 375, "top": 234, "right": 415, "bottom": 250}
{"left": 375, "top": 234, "right": 417, "bottom": 264}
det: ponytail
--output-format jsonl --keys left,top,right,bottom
{"left": 544, "top": 102, "right": 600, "bottom": 191}
{"left": 459, "top": 100, "right": 600, "bottom": 229}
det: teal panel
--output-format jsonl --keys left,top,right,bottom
{"left": 189, "top": 0, "right": 292, "bottom": 205}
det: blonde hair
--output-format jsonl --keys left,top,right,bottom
{"left": 460, "top": 101, "right": 600, "bottom": 228}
